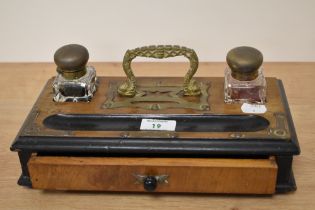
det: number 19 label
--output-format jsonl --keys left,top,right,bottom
{"left": 140, "top": 119, "right": 176, "bottom": 131}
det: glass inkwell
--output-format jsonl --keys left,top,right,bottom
{"left": 224, "top": 46, "right": 266, "bottom": 104}
{"left": 52, "top": 44, "right": 97, "bottom": 102}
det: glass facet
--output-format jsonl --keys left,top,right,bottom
{"left": 53, "top": 66, "right": 97, "bottom": 102}
{"left": 224, "top": 67, "right": 266, "bottom": 104}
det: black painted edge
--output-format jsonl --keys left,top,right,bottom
{"left": 277, "top": 80, "right": 301, "bottom": 155}
{"left": 11, "top": 135, "right": 299, "bottom": 156}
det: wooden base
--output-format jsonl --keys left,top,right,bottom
{"left": 28, "top": 155, "right": 277, "bottom": 194}
{"left": 11, "top": 76, "right": 300, "bottom": 194}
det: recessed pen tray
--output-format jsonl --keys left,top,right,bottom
{"left": 44, "top": 114, "right": 269, "bottom": 132}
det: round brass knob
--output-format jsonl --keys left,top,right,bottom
{"left": 226, "top": 46, "right": 263, "bottom": 81}
{"left": 54, "top": 44, "right": 89, "bottom": 80}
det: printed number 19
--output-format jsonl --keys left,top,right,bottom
{"left": 152, "top": 123, "right": 162, "bottom": 129}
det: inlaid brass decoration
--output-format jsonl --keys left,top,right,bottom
{"left": 103, "top": 81, "right": 210, "bottom": 111}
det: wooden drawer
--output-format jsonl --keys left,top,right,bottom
{"left": 28, "top": 156, "right": 277, "bottom": 194}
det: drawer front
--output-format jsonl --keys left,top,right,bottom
{"left": 28, "top": 156, "right": 277, "bottom": 194}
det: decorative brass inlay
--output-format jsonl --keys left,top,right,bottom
{"left": 118, "top": 45, "right": 201, "bottom": 97}
{"left": 103, "top": 82, "right": 210, "bottom": 111}
{"left": 133, "top": 174, "right": 169, "bottom": 184}
{"left": 120, "top": 131, "right": 178, "bottom": 138}
{"left": 269, "top": 112, "right": 289, "bottom": 138}
{"left": 229, "top": 112, "right": 290, "bottom": 139}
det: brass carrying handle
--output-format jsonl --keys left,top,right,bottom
{"left": 118, "top": 45, "right": 201, "bottom": 97}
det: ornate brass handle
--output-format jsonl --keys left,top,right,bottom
{"left": 118, "top": 45, "right": 201, "bottom": 97}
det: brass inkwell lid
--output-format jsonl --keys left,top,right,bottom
{"left": 54, "top": 44, "right": 89, "bottom": 80}
{"left": 227, "top": 46, "right": 263, "bottom": 81}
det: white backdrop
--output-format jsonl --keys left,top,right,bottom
{"left": 0, "top": 0, "right": 314, "bottom": 62}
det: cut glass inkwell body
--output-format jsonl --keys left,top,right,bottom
{"left": 224, "top": 46, "right": 266, "bottom": 104}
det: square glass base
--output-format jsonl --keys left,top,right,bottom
{"left": 224, "top": 68, "right": 266, "bottom": 104}
{"left": 53, "top": 66, "right": 97, "bottom": 102}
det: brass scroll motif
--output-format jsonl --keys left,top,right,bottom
{"left": 118, "top": 45, "right": 201, "bottom": 97}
